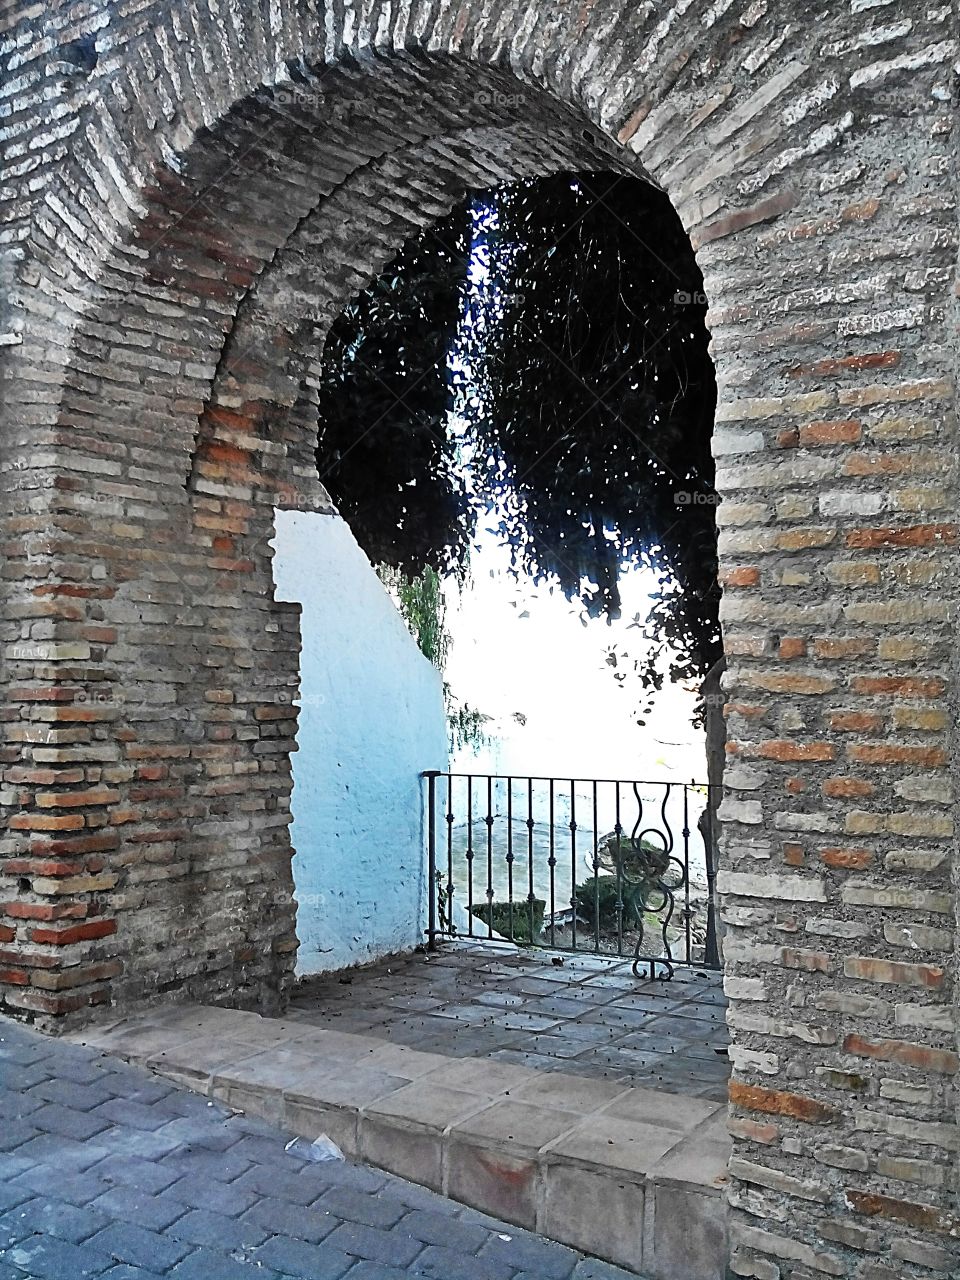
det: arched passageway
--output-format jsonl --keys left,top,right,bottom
{"left": 1, "top": 5, "right": 957, "bottom": 1278}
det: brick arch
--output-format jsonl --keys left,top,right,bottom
{"left": 2, "top": 5, "right": 958, "bottom": 1280}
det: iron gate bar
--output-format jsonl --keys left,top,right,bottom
{"left": 548, "top": 782, "right": 557, "bottom": 948}
{"left": 423, "top": 771, "right": 721, "bottom": 973}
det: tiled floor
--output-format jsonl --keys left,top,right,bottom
{"left": 290, "top": 942, "right": 729, "bottom": 1101}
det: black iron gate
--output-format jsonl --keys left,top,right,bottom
{"left": 424, "top": 771, "right": 720, "bottom": 976}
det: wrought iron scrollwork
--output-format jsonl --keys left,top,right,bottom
{"left": 594, "top": 783, "right": 688, "bottom": 978}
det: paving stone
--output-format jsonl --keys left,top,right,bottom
{"left": 323, "top": 1222, "right": 423, "bottom": 1267}
{"left": 0, "top": 1233, "right": 115, "bottom": 1278}
{"left": 154, "top": 1116, "right": 241, "bottom": 1157}
{"left": 91, "top": 1099, "right": 173, "bottom": 1132}
{"left": 251, "top": 1235, "right": 357, "bottom": 1279}
{"left": 88, "top": 1186, "right": 187, "bottom": 1233}
{"left": 158, "top": 1146, "right": 254, "bottom": 1182}
{"left": 319, "top": 1187, "right": 407, "bottom": 1230}
{"left": 0, "top": 1064, "right": 51, "bottom": 1092}
{"left": 92, "top": 1153, "right": 183, "bottom": 1196}
{"left": 29, "top": 1104, "right": 111, "bottom": 1143}
{"left": 165, "top": 1207, "right": 270, "bottom": 1251}
{"left": 85, "top": 1222, "right": 191, "bottom": 1272}
{"left": 100, "top": 1268, "right": 165, "bottom": 1280}
{"left": 8, "top": 1164, "right": 114, "bottom": 1208}
{"left": 0, "top": 1119, "right": 43, "bottom": 1153}
{"left": 572, "top": 1260, "right": 649, "bottom": 1280}
{"left": 29, "top": 1079, "right": 117, "bottom": 1113}
{"left": 410, "top": 1243, "right": 514, "bottom": 1280}
{"left": 338, "top": 1263, "right": 411, "bottom": 1280}
{"left": 477, "top": 1231, "right": 580, "bottom": 1278}
{"left": 169, "top": 1247, "right": 287, "bottom": 1280}
{"left": 0, "top": 1196, "right": 111, "bottom": 1245}
{"left": 163, "top": 1175, "right": 259, "bottom": 1218}
{"left": 240, "top": 1195, "right": 340, "bottom": 1244}
{"left": 397, "top": 1209, "right": 490, "bottom": 1253}
{"left": 10, "top": 1134, "right": 108, "bottom": 1173}
{"left": 235, "top": 1163, "right": 325, "bottom": 1206}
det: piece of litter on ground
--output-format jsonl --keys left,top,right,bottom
{"left": 498, "top": 1234, "right": 512, "bottom": 1241}
{"left": 286, "top": 1134, "right": 345, "bottom": 1162}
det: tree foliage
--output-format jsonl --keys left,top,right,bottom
{"left": 315, "top": 171, "right": 720, "bottom": 702}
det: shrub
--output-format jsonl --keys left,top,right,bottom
{"left": 471, "top": 897, "right": 545, "bottom": 944}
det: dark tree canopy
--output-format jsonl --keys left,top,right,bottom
{"left": 315, "top": 171, "right": 720, "bottom": 698}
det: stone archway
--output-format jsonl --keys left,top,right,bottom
{"left": 2, "top": 5, "right": 957, "bottom": 1278}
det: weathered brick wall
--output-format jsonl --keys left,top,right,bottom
{"left": 1, "top": 2, "right": 957, "bottom": 1277}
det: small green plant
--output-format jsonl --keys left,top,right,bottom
{"left": 471, "top": 898, "right": 545, "bottom": 944}
{"left": 575, "top": 834, "right": 672, "bottom": 932}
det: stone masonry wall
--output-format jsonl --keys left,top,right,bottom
{"left": 1, "top": 2, "right": 958, "bottom": 1278}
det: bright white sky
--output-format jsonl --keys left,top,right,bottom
{"left": 443, "top": 528, "right": 707, "bottom": 784}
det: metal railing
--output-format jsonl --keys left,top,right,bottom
{"left": 424, "top": 771, "right": 720, "bottom": 976}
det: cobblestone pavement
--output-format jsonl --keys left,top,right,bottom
{"left": 291, "top": 944, "right": 729, "bottom": 1101}
{"left": 0, "top": 1016, "right": 642, "bottom": 1280}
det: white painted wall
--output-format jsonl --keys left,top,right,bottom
{"left": 271, "top": 510, "right": 448, "bottom": 974}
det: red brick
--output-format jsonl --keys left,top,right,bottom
{"left": 814, "top": 639, "right": 873, "bottom": 660}
{"left": 843, "top": 1034, "right": 957, "bottom": 1075}
{"left": 798, "top": 419, "right": 862, "bottom": 446}
{"left": 819, "top": 846, "right": 873, "bottom": 869}
{"left": 848, "top": 744, "right": 946, "bottom": 767}
{"left": 846, "top": 524, "right": 958, "bottom": 549}
{"left": 729, "top": 1081, "right": 837, "bottom": 1124}
{"left": 30, "top": 919, "right": 117, "bottom": 946}
{"left": 822, "top": 778, "right": 875, "bottom": 800}
{"left": 720, "top": 566, "right": 760, "bottom": 587}
{"left": 787, "top": 352, "right": 900, "bottom": 379}
{"left": 851, "top": 676, "right": 944, "bottom": 698}
{"left": 35, "top": 788, "right": 121, "bottom": 808}
{"left": 846, "top": 1190, "right": 959, "bottom": 1234}
{"left": 758, "top": 741, "right": 835, "bottom": 762}
{"left": 8, "top": 814, "right": 85, "bottom": 831}
{"left": 829, "top": 712, "right": 883, "bottom": 733}
{"left": 778, "top": 637, "right": 806, "bottom": 659}
{"left": 844, "top": 957, "right": 944, "bottom": 989}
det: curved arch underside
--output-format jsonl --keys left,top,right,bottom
{"left": 1, "top": 4, "right": 958, "bottom": 1278}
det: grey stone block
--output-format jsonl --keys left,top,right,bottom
{"left": 0, "top": 1233, "right": 115, "bottom": 1278}
{"left": 477, "top": 1231, "right": 579, "bottom": 1279}
{"left": 163, "top": 1175, "right": 258, "bottom": 1218}
{"left": 10, "top": 1165, "right": 114, "bottom": 1208}
{"left": 242, "top": 1195, "right": 337, "bottom": 1244}
{"left": 169, "top": 1246, "right": 286, "bottom": 1279}
{"left": 646, "top": 1184, "right": 727, "bottom": 1280}
{"left": 92, "top": 1153, "right": 182, "bottom": 1195}
{"left": 235, "top": 1163, "right": 324, "bottom": 1206}
{"left": 337, "top": 1263, "right": 412, "bottom": 1280}
{"left": 324, "top": 1221, "right": 423, "bottom": 1267}
{"left": 165, "top": 1207, "right": 270, "bottom": 1252}
{"left": 0, "top": 1195, "right": 111, "bottom": 1245}
{"left": 91, "top": 1099, "right": 172, "bottom": 1132}
{"left": 29, "top": 1078, "right": 116, "bottom": 1112}
{"left": 159, "top": 1146, "right": 253, "bottom": 1183}
{"left": 89, "top": 1186, "right": 188, "bottom": 1233}
{"left": 319, "top": 1187, "right": 406, "bottom": 1230}
{"left": 85, "top": 1222, "right": 192, "bottom": 1272}
{"left": 250, "top": 1235, "right": 356, "bottom": 1279}
{"left": 30, "top": 1103, "right": 111, "bottom": 1143}
{"left": 411, "top": 1243, "right": 514, "bottom": 1280}
{"left": 397, "top": 1208, "right": 489, "bottom": 1253}
{"left": 100, "top": 1268, "right": 165, "bottom": 1280}
{"left": 571, "top": 1259, "right": 653, "bottom": 1279}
